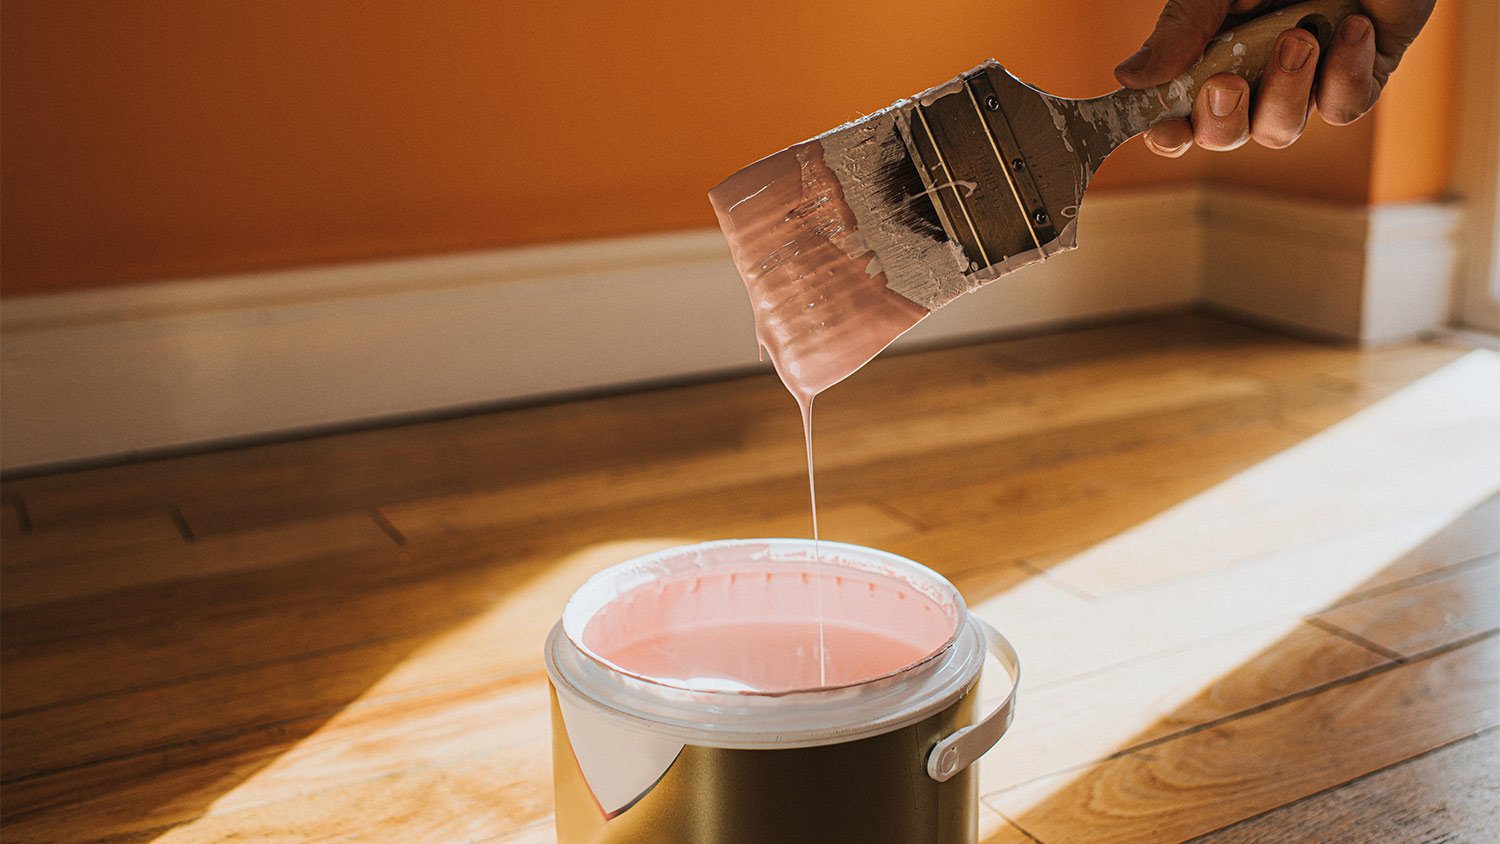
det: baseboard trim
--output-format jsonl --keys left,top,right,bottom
{"left": 1201, "top": 189, "right": 1463, "bottom": 344}
{"left": 0, "top": 186, "right": 1459, "bottom": 471}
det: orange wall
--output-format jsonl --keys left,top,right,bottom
{"left": 0, "top": 1, "right": 1456, "bottom": 296}
{"left": 1370, "top": 0, "right": 1460, "bottom": 203}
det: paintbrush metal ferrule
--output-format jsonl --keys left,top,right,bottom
{"left": 821, "top": 61, "right": 1084, "bottom": 310}
{"left": 782, "top": 58, "right": 1114, "bottom": 313}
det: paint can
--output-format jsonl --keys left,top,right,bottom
{"left": 545, "top": 539, "right": 1019, "bottom": 843}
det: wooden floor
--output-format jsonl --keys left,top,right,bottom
{"left": 2, "top": 313, "right": 1497, "bottom": 843}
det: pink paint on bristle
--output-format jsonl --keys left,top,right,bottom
{"left": 709, "top": 140, "right": 929, "bottom": 404}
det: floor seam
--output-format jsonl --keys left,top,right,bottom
{"left": 1304, "top": 616, "right": 1406, "bottom": 662}
{"left": 0, "top": 612, "right": 534, "bottom": 719}
{"left": 1015, "top": 558, "right": 1099, "bottom": 602}
{"left": 861, "top": 497, "right": 929, "bottom": 532}
{"left": 1322, "top": 551, "right": 1499, "bottom": 611}
{"left": 1181, "top": 727, "right": 1499, "bottom": 842}
{"left": 13, "top": 498, "right": 34, "bottom": 533}
{"left": 368, "top": 507, "right": 408, "bottom": 546}
{"left": 167, "top": 504, "right": 196, "bottom": 543}
{"left": 0, "top": 666, "right": 546, "bottom": 786}
{"left": 981, "top": 634, "right": 1492, "bottom": 800}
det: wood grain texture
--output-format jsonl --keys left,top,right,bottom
{"left": 1, "top": 508, "right": 185, "bottom": 568}
{"left": 961, "top": 509, "right": 1475, "bottom": 691}
{"left": 1, "top": 315, "right": 1494, "bottom": 843}
{"left": 1197, "top": 729, "right": 1500, "bottom": 843}
{"left": 981, "top": 621, "right": 1388, "bottom": 794}
{"left": 987, "top": 637, "right": 1500, "bottom": 843}
{"left": 1350, "top": 494, "right": 1500, "bottom": 591}
{"left": 1315, "top": 555, "right": 1500, "bottom": 658}
{"left": 1, "top": 512, "right": 395, "bottom": 609}
{"left": 1043, "top": 351, "right": 1500, "bottom": 597}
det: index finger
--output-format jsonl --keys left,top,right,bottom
{"left": 1114, "top": 0, "right": 1296, "bottom": 89}
{"left": 1115, "top": 0, "right": 1232, "bottom": 89}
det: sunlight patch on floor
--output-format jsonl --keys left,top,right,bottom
{"left": 971, "top": 351, "right": 1500, "bottom": 812}
{"left": 152, "top": 539, "right": 689, "bottom": 841}
{"left": 152, "top": 351, "right": 1500, "bottom": 841}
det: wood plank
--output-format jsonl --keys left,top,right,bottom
{"left": 980, "top": 802, "right": 1035, "bottom": 844}
{"left": 978, "top": 621, "right": 1388, "bottom": 794}
{"left": 379, "top": 368, "right": 1268, "bottom": 539}
{"left": 1315, "top": 555, "right": 1500, "bottom": 658}
{"left": 1, "top": 508, "right": 908, "bottom": 779}
{"left": 141, "top": 752, "right": 548, "bottom": 844}
{"left": 5, "top": 311, "right": 1090, "bottom": 534}
{"left": 961, "top": 510, "right": 1457, "bottom": 689}
{"left": 0, "top": 538, "right": 564, "bottom": 715}
{"left": 1, "top": 509, "right": 186, "bottom": 569}
{"left": 8, "top": 518, "right": 831, "bottom": 778}
{"left": 875, "top": 418, "right": 1305, "bottom": 531}
{"left": 1196, "top": 729, "right": 1500, "bottom": 843}
{"left": 0, "top": 500, "right": 911, "bottom": 714}
{"left": 11, "top": 746, "right": 550, "bottom": 844}
{"left": 985, "top": 637, "right": 1500, "bottom": 843}
{"left": 1291, "top": 341, "right": 1474, "bottom": 400}
{"left": 1044, "top": 352, "right": 1500, "bottom": 597}
{"left": 2, "top": 319, "right": 1488, "bottom": 843}
{"left": 5, "top": 476, "right": 1458, "bottom": 809}
{"left": 5, "top": 368, "right": 794, "bottom": 535}
{"left": 383, "top": 382, "right": 1339, "bottom": 584}
{"left": 977, "top": 312, "right": 1286, "bottom": 371}
{"left": 1, "top": 497, "right": 26, "bottom": 535}
{"left": 1, "top": 513, "right": 394, "bottom": 609}
{"left": 385, "top": 476, "right": 914, "bottom": 546}
{"left": 1262, "top": 343, "right": 1473, "bottom": 433}
{"left": 0, "top": 634, "right": 536, "bottom": 782}
{"left": 0, "top": 489, "right": 908, "bottom": 655}
{"left": 3, "top": 690, "right": 542, "bottom": 843}
{"left": 3, "top": 315, "right": 1430, "bottom": 539}
{"left": 1353, "top": 494, "right": 1500, "bottom": 591}
{"left": 1221, "top": 338, "right": 1467, "bottom": 399}
{"left": 494, "top": 823, "right": 555, "bottom": 844}
{"left": 804, "top": 384, "right": 1328, "bottom": 534}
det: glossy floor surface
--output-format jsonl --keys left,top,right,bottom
{"left": 3, "top": 314, "right": 1497, "bottom": 842}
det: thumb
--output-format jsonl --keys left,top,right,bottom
{"left": 1116, "top": 0, "right": 1232, "bottom": 89}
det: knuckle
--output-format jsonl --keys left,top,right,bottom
{"left": 1333, "top": 67, "right": 1370, "bottom": 91}
{"left": 1159, "top": 0, "right": 1227, "bottom": 42}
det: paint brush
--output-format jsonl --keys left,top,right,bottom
{"left": 711, "top": 0, "right": 1356, "bottom": 399}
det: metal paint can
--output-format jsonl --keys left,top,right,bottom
{"left": 545, "top": 539, "right": 1019, "bottom": 843}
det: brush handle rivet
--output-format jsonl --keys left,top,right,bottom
{"left": 1032, "top": 209, "right": 1049, "bottom": 226}
{"left": 985, "top": 94, "right": 1000, "bottom": 111}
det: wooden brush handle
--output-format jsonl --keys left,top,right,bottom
{"left": 1113, "top": 0, "right": 1360, "bottom": 133}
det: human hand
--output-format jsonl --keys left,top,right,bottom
{"left": 1114, "top": 0, "right": 1437, "bottom": 156}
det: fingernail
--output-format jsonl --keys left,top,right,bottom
{"left": 1279, "top": 36, "right": 1313, "bottom": 72}
{"left": 1117, "top": 45, "right": 1151, "bottom": 75}
{"left": 1209, "top": 86, "right": 1243, "bottom": 118}
{"left": 1147, "top": 135, "right": 1190, "bottom": 156}
{"left": 1341, "top": 16, "right": 1370, "bottom": 43}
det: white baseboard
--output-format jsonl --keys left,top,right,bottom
{"left": 1201, "top": 190, "right": 1464, "bottom": 344}
{"left": 0, "top": 186, "right": 1458, "bottom": 472}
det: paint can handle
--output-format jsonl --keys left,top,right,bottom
{"left": 926, "top": 618, "right": 1020, "bottom": 783}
